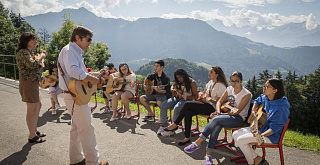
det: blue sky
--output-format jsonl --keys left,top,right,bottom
{"left": 2, "top": 0, "right": 319, "bottom": 31}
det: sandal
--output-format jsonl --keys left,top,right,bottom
{"left": 36, "top": 131, "right": 46, "bottom": 137}
{"left": 164, "top": 126, "right": 178, "bottom": 131}
{"left": 142, "top": 115, "right": 155, "bottom": 120}
{"left": 28, "top": 136, "right": 46, "bottom": 143}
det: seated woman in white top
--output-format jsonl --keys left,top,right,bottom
{"left": 109, "top": 63, "right": 136, "bottom": 121}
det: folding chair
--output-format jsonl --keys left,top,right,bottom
{"left": 233, "top": 119, "right": 290, "bottom": 165}
{"left": 116, "top": 83, "right": 140, "bottom": 119}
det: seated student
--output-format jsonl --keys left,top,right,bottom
{"left": 101, "top": 62, "right": 118, "bottom": 113}
{"left": 157, "top": 69, "right": 197, "bottom": 135}
{"left": 162, "top": 66, "right": 228, "bottom": 145}
{"left": 48, "top": 61, "right": 62, "bottom": 115}
{"left": 232, "top": 78, "right": 290, "bottom": 165}
{"left": 183, "top": 71, "right": 252, "bottom": 165}
{"left": 140, "top": 60, "right": 171, "bottom": 121}
{"left": 109, "top": 63, "right": 136, "bottom": 121}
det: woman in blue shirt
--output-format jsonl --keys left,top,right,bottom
{"left": 232, "top": 78, "right": 290, "bottom": 165}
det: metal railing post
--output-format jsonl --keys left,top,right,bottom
{"left": 0, "top": 55, "right": 17, "bottom": 80}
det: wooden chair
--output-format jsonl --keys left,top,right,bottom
{"left": 233, "top": 119, "right": 290, "bottom": 165}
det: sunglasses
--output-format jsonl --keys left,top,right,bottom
{"left": 81, "top": 36, "right": 92, "bottom": 42}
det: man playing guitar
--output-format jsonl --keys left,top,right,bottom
{"left": 139, "top": 60, "right": 171, "bottom": 121}
{"left": 58, "top": 26, "right": 108, "bottom": 165}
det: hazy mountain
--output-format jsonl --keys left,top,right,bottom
{"left": 24, "top": 7, "right": 320, "bottom": 80}
{"left": 208, "top": 19, "right": 320, "bottom": 48}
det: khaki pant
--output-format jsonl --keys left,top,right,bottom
{"left": 64, "top": 93, "right": 100, "bottom": 165}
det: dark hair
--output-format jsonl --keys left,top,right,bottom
{"left": 155, "top": 60, "right": 164, "bottom": 67}
{"left": 119, "top": 63, "right": 133, "bottom": 77}
{"left": 106, "top": 63, "right": 115, "bottom": 70}
{"left": 268, "top": 78, "right": 285, "bottom": 100}
{"left": 15, "top": 32, "right": 37, "bottom": 53}
{"left": 49, "top": 61, "right": 57, "bottom": 75}
{"left": 212, "top": 66, "right": 228, "bottom": 88}
{"left": 70, "top": 26, "right": 93, "bottom": 42}
{"left": 174, "top": 69, "right": 192, "bottom": 92}
{"left": 230, "top": 71, "right": 243, "bottom": 81}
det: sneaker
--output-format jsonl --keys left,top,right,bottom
{"left": 184, "top": 142, "right": 200, "bottom": 153}
{"left": 161, "top": 130, "right": 175, "bottom": 137}
{"left": 204, "top": 155, "right": 213, "bottom": 165}
{"left": 52, "top": 109, "right": 57, "bottom": 115}
{"left": 102, "top": 106, "right": 110, "bottom": 114}
{"left": 55, "top": 104, "right": 61, "bottom": 110}
{"left": 157, "top": 127, "right": 165, "bottom": 135}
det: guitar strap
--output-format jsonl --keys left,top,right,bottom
{"left": 208, "top": 82, "right": 217, "bottom": 97}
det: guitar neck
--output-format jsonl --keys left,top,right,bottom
{"left": 223, "top": 103, "right": 233, "bottom": 110}
{"left": 97, "top": 72, "right": 105, "bottom": 79}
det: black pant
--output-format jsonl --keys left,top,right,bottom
{"left": 174, "top": 101, "right": 216, "bottom": 138}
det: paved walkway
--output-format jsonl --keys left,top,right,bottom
{"left": 0, "top": 77, "right": 319, "bottom": 165}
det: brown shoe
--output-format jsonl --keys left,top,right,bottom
{"left": 70, "top": 159, "right": 85, "bottom": 165}
{"left": 99, "top": 160, "right": 108, "bottom": 165}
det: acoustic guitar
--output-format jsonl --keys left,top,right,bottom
{"left": 250, "top": 104, "right": 267, "bottom": 129}
{"left": 144, "top": 79, "right": 166, "bottom": 94}
{"left": 250, "top": 104, "right": 267, "bottom": 146}
{"left": 172, "top": 85, "right": 183, "bottom": 98}
{"left": 68, "top": 71, "right": 105, "bottom": 105}
{"left": 105, "top": 77, "right": 143, "bottom": 94}
{"left": 40, "top": 75, "right": 58, "bottom": 88}
{"left": 33, "top": 52, "right": 45, "bottom": 68}
{"left": 220, "top": 102, "right": 233, "bottom": 113}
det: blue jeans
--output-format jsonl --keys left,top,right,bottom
{"left": 159, "top": 97, "right": 188, "bottom": 126}
{"left": 199, "top": 115, "right": 243, "bottom": 152}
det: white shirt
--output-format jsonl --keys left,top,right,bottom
{"left": 205, "top": 80, "right": 226, "bottom": 107}
{"left": 58, "top": 42, "right": 88, "bottom": 91}
{"left": 226, "top": 86, "right": 252, "bottom": 121}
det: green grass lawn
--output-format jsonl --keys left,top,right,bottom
{"left": 92, "top": 94, "right": 320, "bottom": 153}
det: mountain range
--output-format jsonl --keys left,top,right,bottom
{"left": 208, "top": 19, "right": 320, "bottom": 48}
{"left": 24, "top": 7, "right": 320, "bottom": 80}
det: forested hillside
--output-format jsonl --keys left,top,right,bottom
{"left": 135, "top": 58, "right": 210, "bottom": 90}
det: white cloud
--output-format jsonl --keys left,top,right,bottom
{"left": 101, "top": 0, "right": 120, "bottom": 9}
{"left": 162, "top": 8, "right": 318, "bottom": 31}
{"left": 152, "top": 0, "right": 158, "bottom": 3}
{"left": 306, "top": 13, "right": 318, "bottom": 30}
{"left": 1, "top": 0, "right": 68, "bottom": 17}
{"left": 301, "top": 0, "right": 313, "bottom": 2}
{"left": 175, "top": 0, "right": 195, "bottom": 3}
{"left": 212, "top": 0, "right": 284, "bottom": 8}
{"left": 213, "top": 0, "right": 266, "bottom": 8}
{"left": 245, "top": 31, "right": 252, "bottom": 36}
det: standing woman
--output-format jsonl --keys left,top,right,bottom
{"left": 16, "top": 32, "right": 47, "bottom": 143}
{"left": 232, "top": 79, "right": 290, "bottom": 165}
{"left": 183, "top": 71, "right": 252, "bottom": 165}
{"left": 109, "top": 63, "right": 136, "bottom": 121}
{"left": 162, "top": 66, "right": 228, "bottom": 145}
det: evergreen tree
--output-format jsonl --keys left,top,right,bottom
{"left": 275, "top": 70, "right": 282, "bottom": 80}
